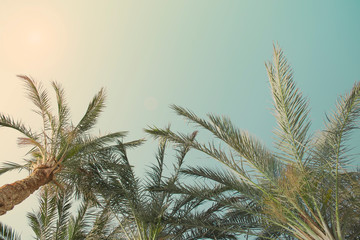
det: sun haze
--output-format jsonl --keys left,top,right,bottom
{"left": 0, "top": 4, "right": 67, "bottom": 71}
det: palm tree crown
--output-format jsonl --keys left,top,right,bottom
{"left": 93, "top": 134, "right": 238, "bottom": 240}
{"left": 0, "top": 76, "right": 125, "bottom": 215}
{"left": 146, "top": 46, "right": 360, "bottom": 239}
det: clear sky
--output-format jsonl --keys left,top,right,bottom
{"left": 0, "top": 1, "right": 360, "bottom": 238}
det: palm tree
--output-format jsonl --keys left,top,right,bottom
{"left": 0, "top": 76, "right": 125, "bottom": 215}
{"left": 5, "top": 135, "right": 234, "bottom": 240}
{"left": 95, "top": 134, "right": 242, "bottom": 239}
{"left": 27, "top": 186, "right": 121, "bottom": 240}
{"left": 26, "top": 135, "right": 240, "bottom": 240}
{"left": 146, "top": 46, "right": 360, "bottom": 239}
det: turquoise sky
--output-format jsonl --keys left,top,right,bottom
{"left": 0, "top": 1, "right": 360, "bottom": 238}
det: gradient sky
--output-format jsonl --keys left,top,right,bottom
{"left": 0, "top": 1, "right": 360, "bottom": 238}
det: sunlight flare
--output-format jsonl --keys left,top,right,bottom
{"left": 0, "top": 6, "right": 67, "bottom": 70}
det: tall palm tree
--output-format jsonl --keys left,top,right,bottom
{"left": 146, "top": 46, "right": 360, "bottom": 239}
{"left": 0, "top": 76, "right": 125, "bottom": 215}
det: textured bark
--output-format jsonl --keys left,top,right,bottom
{"left": 0, "top": 167, "right": 54, "bottom": 215}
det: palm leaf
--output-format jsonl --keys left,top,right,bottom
{"left": 312, "top": 81, "right": 360, "bottom": 169}
{"left": 74, "top": 88, "right": 106, "bottom": 134}
{"left": 27, "top": 190, "right": 57, "bottom": 240}
{"left": 17, "top": 75, "right": 51, "bottom": 119}
{"left": 86, "top": 206, "right": 114, "bottom": 239}
{"left": 311, "top": 81, "right": 360, "bottom": 239}
{"left": 53, "top": 191, "right": 72, "bottom": 240}
{"left": 167, "top": 106, "right": 281, "bottom": 181}
{"left": 17, "top": 75, "right": 53, "bottom": 163}
{"left": 0, "top": 114, "right": 38, "bottom": 141}
{"left": 60, "top": 131, "right": 127, "bottom": 165}
{"left": 265, "top": 45, "right": 311, "bottom": 166}
{"left": 52, "top": 81, "right": 70, "bottom": 132}
{"left": 67, "top": 202, "right": 91, "bottom": 240}
{"left": 0, "top": 162, "right": 26, "bottom": 176}
{"left": 146, "top": 46, "right": 360, "bottom": 239}
{"left": 0, "top": 222, "right": 21, "bottom": 240}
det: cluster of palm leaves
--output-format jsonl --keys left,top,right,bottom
{"left": 0, "top": 75, "right": 126, "bottom": 215}
{"left": 147, "top": 46, "right": 360, "bottom": 239}
{"left": 1, "top": 46, "right": 359, "bottom": 239}
{"left": 87, "top": 133, "right": 241, "bottom": 240}
{"left": 27, "top": 186, "right": 120, "bottom": 240}
{"left": 2, "top": 133, "right": 235, "bottom": 239}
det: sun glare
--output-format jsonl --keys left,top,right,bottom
{"left": 0, "top": 6, "right": 67, "bottom": 70}
{"left": 28, "top": 32, "right": 42, "bottom": 44}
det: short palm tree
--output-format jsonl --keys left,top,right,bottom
{"left": 0, "top": 76, "right": 125, "bottom": 215}
{"left": 4, "top": 135, "right": 235, "bottom": 240}
{"left": 96, "top": 134, "right": 240, "bottom": 239}
{"left": 146, "top": 46, "right": 360, "bottom": 239}
{"left": 27, "top": 186, "right": 120, "bottom": 240}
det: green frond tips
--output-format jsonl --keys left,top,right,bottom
{"left": 0, "top": 162, "right": 26, "bottom": 176}
{"left": 121, "top": 138, "right": 146, "bottom": 149}
{"left": 17, "top": 75, "right": 52, "bottom": 117}
{"left": 27, "top": 188, "right": 113, "bottom": 240}
{"left": 155, "top": 105, "right": 281, "bottom": 182}
{"left": 0, "top": 114, "right": 38, "bottom": 140}
{"left": 313, "top": 81, "right": 360, "bottom": 170}
{"left": 51, "top": 81, "right": 71, "bottom": 131}
{"left": 74, "top": 88, "right": 106, "bottom": 134}
{"left": 145, "top": 46, "right": 360, "bottom": 239}
{"left": 0, "top": 222, "right": 21, "bottom": 240}
{"left": 310, "top": 81, "right": 360, "bottom": 239}
{"left": 266, "top": 46, "right": 311, "bottom": 166}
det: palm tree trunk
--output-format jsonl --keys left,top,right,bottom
{"left": 0, "top": 167, "right": 54, "bottom": 215}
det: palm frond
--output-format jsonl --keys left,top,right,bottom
{"left": 160, "top": 106, "right": 281, "bottom": 182}
{"left": 67, "top": 202, "right": 92, "bottom": 240}
{"left": 27, "top": 188, "right": 57, "bottom": 240}
{"left": 49, "top": 81, "right": 71, "bottom": 160}
{"left": 17, "top": 75, "right": 51, "bottom": 119}
{"left": 52, "top": 81, "right": 70, "bottom": 132}
{"left": 146, "top": 125, "right": 275, "bottom": 197}
{"left": 145, "top": 139, "right": 167, "bottom": 189}
{"left": 145, "top": 129, "right": 196, "bottom": 192}
{"left": 265, "top": 45, "right": 311, "bottom": 166}
{"left": 182, "top": 166, "right": 262, "bottom": 202}
{"left": 0, "top": 162, "right": 27, "bottom": 175}
{"left": 63, "top": 131, "right": 127, "bottom": 163}
{"left": 17, "top": 75, "right": 54, "bottom": 163}
{"left": 311, "top": 81, "right": 360, "bottom": 239}
{"left": 86, "top": 206, "right": 114, "bottom": 238}
{"left": 0, "top": 114, "right": 38, "bottom": 141}
{"left": 0, "top": 222, "right": 21, "bottom": 240}
{"left": 312, "top": 81, "right": 360, "bottom": 169}
{"left": 145, "top": 47, "right": 360, "bottom": 239}
{"left": 74, "top": 88, "right": 106, "bottom": 134}
{"left": 121, "top": 139, "right": 146, "bottom": 149}
{"left": 53, "top": 191, "right": 72, "bottom": 240}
